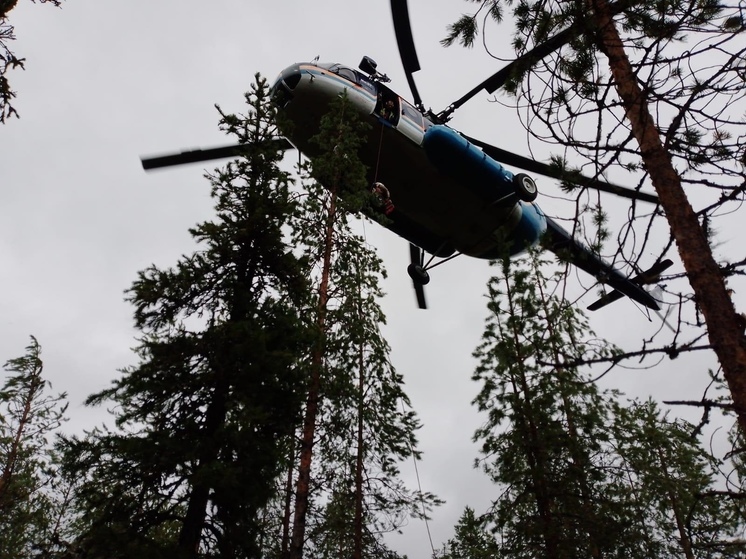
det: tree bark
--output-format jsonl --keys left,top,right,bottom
{"left": 0, "top": 359, "right": 42, "bottom": 506}
{"left": 177, "top": 382, "right": 228, "bottom": 558}
{"left": 588, "top": 0, "right": 746, "bottom": 433}
{"left": 289, "top": 189, "right": 338, "bottom": 559}
{"left": 353, "top": 332, "right": 365, "bottom": 559}
{"left": 280, "top": 440, "right": 296, "bottom": 559}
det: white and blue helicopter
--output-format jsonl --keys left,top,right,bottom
{"left": 142, "top": 0, "right": 671, "bottom": 310}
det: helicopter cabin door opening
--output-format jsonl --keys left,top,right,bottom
{"left": 375, "top": 86, "right": 400, "bottom": 126}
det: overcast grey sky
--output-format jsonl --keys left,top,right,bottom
{"left": 1, "top": 1, "right": 740, "bottom": 556}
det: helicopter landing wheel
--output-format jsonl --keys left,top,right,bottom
{"left": 513, "top": 173, "right": 538, "bottom": 202}
{"left": 407, "top": 263, "right": 431, "bottom": 285}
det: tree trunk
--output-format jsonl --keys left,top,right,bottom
{"left": 353, "top": 333, "right": 365, "bottom": 559}
{"left": 539, "top": 281, "right": 604, "bottom": 558}
{"left": 656, "top": 447, "right": 695, "bottom": 559}
{"left": 289, "top": 189, "right": 338, "bottom": 559}
{"left": 505, "top": 279, "right": 562, "bottom": 559}
{"left": 177, "top": 385, "right": 228, "bottom": 558}
{"left": 589, "top": 0, "right": 746, "bottom": 433}
{"left": 280, "top": 439, "right": 296, "bottom": 559}
{"left": 0, "top": 361, "right": 42, "bottom": 506}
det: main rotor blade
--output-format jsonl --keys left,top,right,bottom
{"left": 439, "top": 27, "right": 576, "bottom": 120}
{"left": 438, "top": 0, "right": 641, "bottom": 120}
{"left": 390, "top": 0, "right": 424, "bottom": 110}
{"left": 544, "top": 216, "right": 660, "bottom": 310}
{"left": 141, "top": 138, "right": 294, "bottom": 170}
{"left": 463, "top": 134, "right": 659, "bottom": 204}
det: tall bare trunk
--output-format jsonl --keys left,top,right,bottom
{"left": 280, "top": 437, "right": 296, "bottom": 559}
{"left": 504, "top": 279, "right": 562, "bottom": 559}
{"left": 353, "top": 334, "right": 365, "bottom": 559}
{"left": 289, "top": 189, "right": 338, "bottom": 559}
{"left": 589, "top": 0, "right": 746, "bottom": 432}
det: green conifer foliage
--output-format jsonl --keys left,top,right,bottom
{"left": 437, "top": 507, "right": 500, "bottom": 559}
{"left": 1, "top": 0, "right": 63, "bottom": 122}
{"left": 469, "top": 251, "right": 746, "bottom": 558}
{"left": 60, "top": 75, "right": 309, "bottom": 559}
{"left": 285, "top": 92, "right": 439, "bottom": 559}
{"left": 443, "top": 0, "right": 746, "bottom": 434}
{"left": 609, "top": 400, "right": 746, "bottom": 558}
{"left": 0, "top": 336, "right": 68, "bottom": 557}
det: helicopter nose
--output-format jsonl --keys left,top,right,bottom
{"left": 270, "top": 64, "right": 301, "bottom": 108}
{"left": 279, "top": 64, "right": 302, "bottom": 90}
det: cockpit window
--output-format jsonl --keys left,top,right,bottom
{"left": 327, "top": 64, "right": 357, "bottom": 84}
{"left": 401, "top": 100, "right": 423, "bottom": 128}
{"left": 317, "top": 62, "right": 376, "bottom": 95}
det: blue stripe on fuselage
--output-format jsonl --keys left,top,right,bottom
{"left": 423, "top": 125, "right": 516, "bottom": 201}
{"left": 423, "top": 125, "right": 547, "bottom": 257}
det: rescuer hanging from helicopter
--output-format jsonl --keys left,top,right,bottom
{"left": 371, "top": 182, "right": 395, "bottom": 215}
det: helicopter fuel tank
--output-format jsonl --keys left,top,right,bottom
{"left": 422, "top": 125, "right": 547, "bottom": 257}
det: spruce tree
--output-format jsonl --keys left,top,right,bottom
{"left": 60, "top": 75, "right": 309, "bottom": 559}
{"left": 609, "top": 399, "right": 746, "bottom": 558}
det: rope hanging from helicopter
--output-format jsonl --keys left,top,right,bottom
{"left": 373, "top": 124, "right": 385, "bottom": 184}
{"left": 371, "top": 114, "right": 462, "bottom": 274}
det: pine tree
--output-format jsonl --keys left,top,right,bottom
{"left": 444, "top": 0, "right": 746, "bottom": 432}
{"left": 471, "top": 251, "right": 619, "bottom": 558}
{"left": 609, "top": 399, "right": 746, "bottom": 558}
{"left": 469, "top": 250, "right": 746, "bottom": 557}
{"left": 60, "top": 75, "right": 309, "bottom": 559}
{"left": 0, "top": 336, "right": 68, "bottom": 558}
{"left": 437, "top": 507, "right": 500, "bottom": 559}
{"left": 284, "top": 92, "right": 439, "bottom": 559}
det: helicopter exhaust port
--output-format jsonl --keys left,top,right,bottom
{"left": 513, "top": 173, "right": 538, "bottom": 202}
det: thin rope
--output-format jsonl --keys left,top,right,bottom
{"left": 400, "top": 398, "right": 436, "bottom": 557}
{"left": 373, "top": 124, "right": 385, "bottom": 183}
{"left": 359, "top": 172, "right": 435, "bottom": 555}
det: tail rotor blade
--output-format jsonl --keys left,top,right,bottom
{"left": 544, "top": 216, "right": 661, "bottom": 310}
{"left": 587, "top": 259, "right": 673, "bottom": 311}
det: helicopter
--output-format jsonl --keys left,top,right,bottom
{"left": 142, "top": 0, "right": 670, "bottom": 310}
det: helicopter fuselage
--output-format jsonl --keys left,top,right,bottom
{"left": 270, "top": 61, "right": 546, "bottom": 259}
